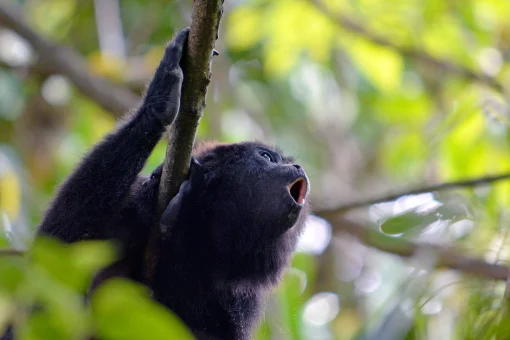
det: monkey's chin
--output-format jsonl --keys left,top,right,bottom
{"left": 281, "top": 203, "right": 307, "bottom": 233}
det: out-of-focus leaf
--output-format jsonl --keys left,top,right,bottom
{"left": 291, "top": 252, "right": 317, "bottom": 296}
{"left": 0, "top": 71, "right": 25, "bottom": 120}
{"left": 92, "top": 279, "right": 195, "bottom": 340}
{"left": 26, "top": 0, "right": 77, "bottom": 38}
{"left": 0, "top": 257, "right": 24, "bottom": 294}
{"left": 30, "top": 237, "right": 116, "bottom": 292}
{"left": 434, "top": 202, "right": 470, "bottom": 222}
{"left": 0, "top": 168, "right": 21, "bottom": 220}
{"left": 473, "top": 0, "right": 510, "bottom": 27}
{"left": 380, "top": 200, "right": 470, "bottom": 236}
{"left": 276, "top": 268, "right": 308, "bottom": 340}
{"left": 88, "top": 52, "right": 127, "bottom": 81}
{"left": 379, "top": 209, "right": 436, "bottom": 236}
{"left": 144, "top": 141, "right": 167, "bottom": 175}
{"left": 0, "top": 294, "right": 10, "bottom": 333}
{"left": 71, "top": 96, "right": 116, "bottom": 146}
{"left": 422, "top": 15, "right": 468, "bottom": 63}
{"left": 347, "top": 40, "right": 403, "bottom": 92}
{"left": 492, "top": 181, "right": 510, "bottom": 207}
{"left": 440, "top": 108, "right": 510, "bottom": 185}
{"left": 0, "top": 235, "right": 8, "bottom": 249}
{"left": 256, "top": 319, "right": 271, "bottom": 340}
{"left": 19, "top": 266, "right": 88, "bottom": 340}
{"left": 226, "top": 6, "right": 264, "bottom": 51}
{"left": 374, "top": 93, "right": 432, "bottom": 126}
{"left": 381, "top": 132, "right": 427, "bottom": 179}
{"left": 227, "top": 0, "right": 336, "bottom": 76}
{"left": 332, "top": 309, "right": 362, "bottom": 340}
{"left": 22, "top": 311, "right": 77, "bottom": 340}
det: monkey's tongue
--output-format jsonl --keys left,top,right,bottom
{"left": 287, "top": 178, "right": 307, "bottom": 205}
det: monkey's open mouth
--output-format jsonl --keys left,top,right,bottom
{"left": 287, "top": 177, "right": 307, "bottom": 205}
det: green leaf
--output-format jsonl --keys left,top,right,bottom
{"left": 380, "top": 200, "right": 471, "bottom": 236}
{"left": 379, "top": 208, "right": 439, "bottom": 235}
{"left": 20, "top": 267, "right": 88, "bottom": 340}
{"left": 21, "top": 310, "right": 78, "bottom": 340}
{"left": 347, "top": 39, "right": 403, "bottom": 92}
{"left": 226, "top": 6, "right": 264, "bottom": 51}
{"left": 381, "top": 132, "right": 427, "bottom": 179}
{"left": 373, "top": 93, "right": 432, "bottom": 126}
{"left": 92, "top": 279, "right": 195, "bottom": 340}
{"left": 291, "top": 253, "right": 317, "bottom": 296}
{"left": 30, "top": 237, "right": 116, "bottom": 292}
{"left": 0, "top": 257, "right": 25, "bottom": 293}
{"left": 422, "top": 15, "right": 467, "bottom": 63}
{"left": 275, "top": 268, "right": 307, "bottom": 340}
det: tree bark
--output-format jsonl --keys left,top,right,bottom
{"left": 157, "top": 0, "right": 224, "bottom": 212}
{"left": 143, "top": 0, "right": 225, "bottom": 283}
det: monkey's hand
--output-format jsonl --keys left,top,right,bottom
{"left": 142, "top": 28, "right": 190, "bottom": 126}
{"left": 160, "top": 156, "right": 204, "bottom": 235}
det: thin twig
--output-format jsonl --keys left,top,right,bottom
{"left": 317, "top": 215, "right": 510, "bottom": 281}
{"left": 316, "top": 172, "right": 510, "bottom": 214}
{"left": 310, "top": 0, "right": 505, "bottom": 93}
{"left": 0, "top": 2, "right": 140, "bottom": 116}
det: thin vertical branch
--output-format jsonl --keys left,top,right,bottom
{"left": 143, "top": 0, "right": 225, "bottom": 283}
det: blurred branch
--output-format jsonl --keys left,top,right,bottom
{"left": 0, "top": 249, "right": 24, "bottom": 256}
{"left": 316, "top": 172, "right": 510, "bottom": 214}
{"left": 311, "top": 0, "right": 505, "bottom": 93}
{"left": 0, "top": 1, "right": 140, "bottom": 116}
{"left": 143, "top": 0, "right": 225, "bottom": 283}
{"left": 318, "top": 214, "right": 510, "bottom": 281}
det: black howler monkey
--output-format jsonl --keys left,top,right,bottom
{"left": 10, "top": 28, "right": 310, "bottom": 340}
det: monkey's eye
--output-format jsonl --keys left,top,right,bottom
{"left": 260, "top": 151, "right": 275, "bottom": 163}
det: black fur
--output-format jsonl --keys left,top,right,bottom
{"left": 5, "top": 28, "right": 310, "bottom": 340}
{"left": 153, "top": 141, "right": 309, "bottom": 339}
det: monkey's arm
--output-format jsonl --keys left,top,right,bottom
{"left": 38, "top": 29, "right": 189, "bottom": 242}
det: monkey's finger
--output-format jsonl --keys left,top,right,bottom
{"left": 167, "top": 27, "right": 190, "bottom": 61}
{"left": 160, "top": 193, "right": 183, "bottom": 234}
{"left": 190, "top": 156, "right": 200, "bottom": 168}
{"left": 189, "top": 156, "right": 204, "bottom": 180}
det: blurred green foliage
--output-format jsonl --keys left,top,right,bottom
{"left": 2, "top": 0, "right": 510, "bottom": 338}
{"left": 0, "top": 238, "right": 194, "bottom": 339}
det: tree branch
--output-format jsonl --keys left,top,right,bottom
{"left": 142, "top": 0, "right": 225, "bottom": 283}
{"left": 317, "top": 214, "right": 510, "bottom": 281}
{"left": 157, "top": 1, "right": 224, "bottom": 211}
{"left": 0, "top": 2, "right": 140, "bottom": 116}
{"left": 0, "top": 249, "right": 24, "bottom": 256}
{"left": 310, "top": 0, "right": 505, "bottom": 93}
{"left": 316, "top": 172, "right": 510, "bottom": 214}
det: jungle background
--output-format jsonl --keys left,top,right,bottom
{"left": 1, "top": 0, "right": 510, "bottom": 339}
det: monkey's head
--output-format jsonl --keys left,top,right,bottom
{"left": 165, "top": 141, "right": 310, "bottom": 286}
